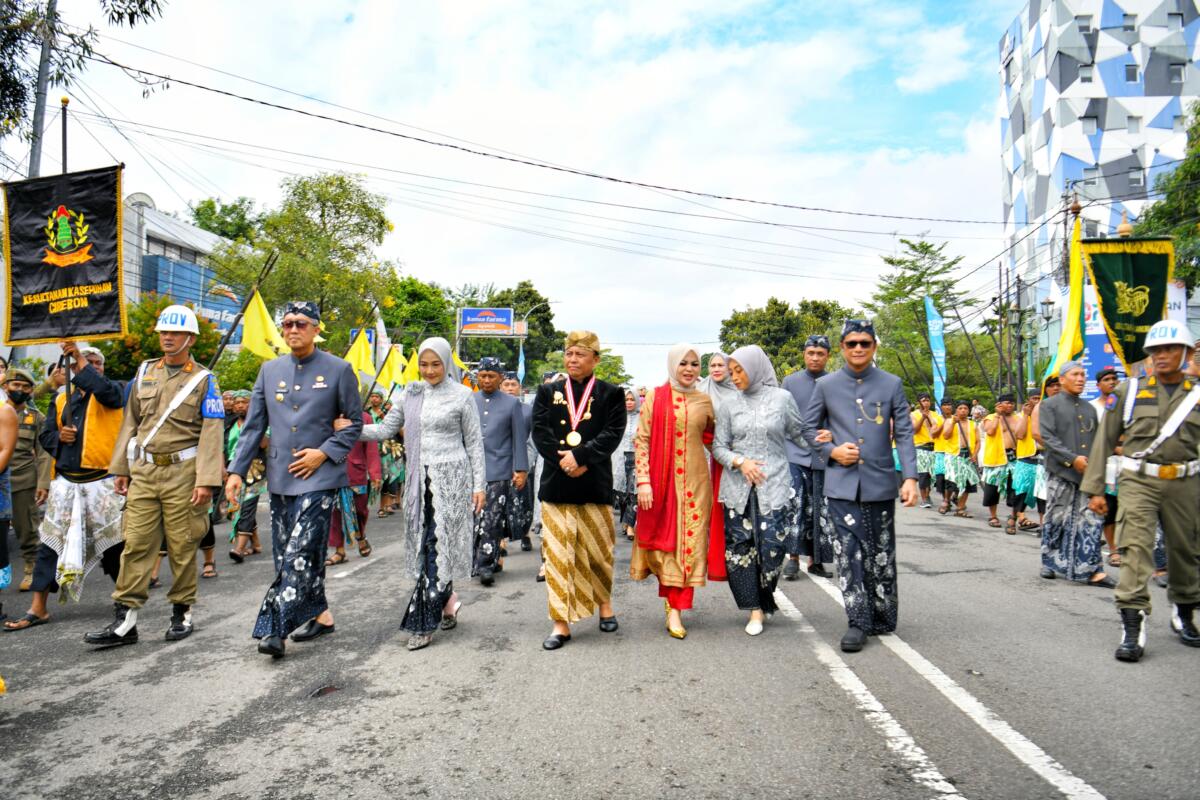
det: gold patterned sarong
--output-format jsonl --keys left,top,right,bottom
{"left": 542, "top": 502, "right": 614, "bottom": 623}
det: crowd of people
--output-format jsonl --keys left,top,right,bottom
{"left": 1, "top": 300, "right": 1197, "bottom": 667}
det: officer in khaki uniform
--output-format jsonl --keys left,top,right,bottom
{"left": 84, "top": 305, "right": 226, "bottom": 647}
{"left": 3, "top": 369, "right": 52, "bottom": 590}
{"left": 1084, "top": 319, "right": 1200, "bottom": 662}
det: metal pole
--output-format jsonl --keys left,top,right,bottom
{"left": 26, "top": 0, "right": 57, "bottom": 179}
{"left": 206, "top": 251, "right": 278, "bottom": 369}
{"left": 949, "top": 303, "right": 997, "bottom": 400}
{"left": 59, "top": 96, "right": 68, "bottom": 172}
{"left": 1015, "top": 274, "right": 1026, "bottom": 400}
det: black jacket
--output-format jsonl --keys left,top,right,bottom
{"left": 532, "top": 376, "right": 625, "bottom": 505}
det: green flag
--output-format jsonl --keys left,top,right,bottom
{"left": 1080, "top": 238, "right": 1173, "bottom": 371}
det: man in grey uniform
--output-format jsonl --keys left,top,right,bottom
{"left": 782, "top": 334, "right": 833, "bottom": 580}
{"left": 804, "top": 319, "right": 918, "bottom": 653}
{"left": 502, "top": 371, "right": 536, "bottom": 551}
{"left": 472, "top": 357, "right": 529, "bottom": 586}
{"left": 226, "top": 301, "right": 362, "bottom": 659}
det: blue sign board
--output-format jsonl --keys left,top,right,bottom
{"left": 459, "top": 307, "right": 514, "bottom": 335}
{"left": 140, "top": 255, "right": 242, "bottom": 344}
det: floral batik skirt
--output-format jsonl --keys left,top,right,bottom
{"left": 253, "top": 490, "right": 335, "bottom": 640}
{"left": 1040, "top": 476, "right": 1104, "bottom": 582}
{"left": 403, "top": 479, "right": 454, "bottom": 635}
{"left": 724, "top": 489, "right": 795, "bottom": 614}
{"left": 827, "top": 497, "right": 898, "bottom": 635}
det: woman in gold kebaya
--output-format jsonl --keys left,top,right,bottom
{"left": 630, "top": 344, "right": 716, "bottom": 639}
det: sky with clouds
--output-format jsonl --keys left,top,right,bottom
{"left": 3, "top": 0, "right": 1027, "bottom": 384}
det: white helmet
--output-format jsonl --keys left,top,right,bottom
{"left": 155, "top": 304, "right": 199, "bottom": 334}
{"left": 1143, "top": 319, "right": 1193, "bottom": 351}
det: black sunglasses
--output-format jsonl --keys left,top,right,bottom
{"left": 282, "top": 319, "right": 312, "bottom": 330}
{"left": 843, "top": 339, "right": 874, "bottom": 350}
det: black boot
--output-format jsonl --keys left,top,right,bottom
{"left": 164, "top": 604, "right": 193, "bottom": 641}
{"left": 84, "top": 603, "right": 139, "bottom": 647}
{"left": 1171, "top": 604, "right": 1200, "bottom": 647}
{"left": 840, "top": 625, "right": 867, "bottom": 652}
{"left": 1114, "top": 608, "right": 1145, "bottom": 662}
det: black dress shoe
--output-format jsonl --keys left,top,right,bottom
{"left": 840, "top": 626, "right": 867, "bottom": 653}
{"left": 1039, "top": 567, "right": 1056, "bottom": 579}
{"left": 479, "top": 569, "right": 495, "bottom": 587}
{"left": 542, "top": 633, "right": 571, "bottom": 650}
{"left": 291, "top": 618, "right": 335, "bottom": 642}
{"left": 807, "top": 563, "right": 831, "bottom": 578}
{"left": 782, "top": 559, "right": 799, "bottom": 581}
{"left": 598, "top": 616, "right": 619, "bottom": 633}
{"left": 521, "top": 537, "right": 532, "bottom": 552}
{"left": 258, "top": 635, "right": 286, "bottom": 658}
{"left": 535, "top": 571, "right": 546, "bottom": 583}
{"left": 84, "top": 603, "right": 139, "bottom": 648}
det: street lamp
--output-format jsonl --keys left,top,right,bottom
{"left": 516, "top": 300, "right": 558, "bottom": 385}
{"left": 1039, "top": 296, "right": 1055, "bottom": 324}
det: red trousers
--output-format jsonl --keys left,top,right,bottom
{"left": 658, "top": 583, "right": 694, "bottom": 610}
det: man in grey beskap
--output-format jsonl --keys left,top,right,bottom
{"left": 226, "top": 301, "right": 362, "bottom": 659}
{"left": 472, "top": 357, "right": 529, "bottom": 586}
{"left": 803, "top": 319, "right": 918, "bottom": 653}
{"left": 782, "top": 334, "right": 833, "bottom": 581}
{"left": 1036, "top": 361, "right": 1110, "bottom": 587}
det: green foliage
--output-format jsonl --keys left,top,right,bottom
{"left": 380, "top": 275, "right": 456, "bottom": 355}
{"left": 1135, "top": 99, "right": 1200, "bottom": 294}
{"left": 1, "top": 1, "right": 165, "bottom": 141}
{"left": 718, "top": 297, "right": 857, "bottom": 378}
{"left": 207, "top": 173, "right": 394, "bottom": 354}
{"left": 189, "top": 196, "right": 263, "bottom": 243}
{"left": 533, "top": 349, "right": 632, "bottom": 386}
{"left": 93, "top": 293, "right": 221, "bottom": 380}
{"left": 213, "top": 347, "right": 265, "bottom": 391}
{"left": 458, "top": 280, "right": 564, "bottom": 371}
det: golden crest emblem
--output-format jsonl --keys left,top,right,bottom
{"left": 42, "top": 204, "right": 93, "bottom": 267}
{"left": 1113, "top": 281, "right": 1150, "bottom": 316}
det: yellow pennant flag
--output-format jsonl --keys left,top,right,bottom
{"left": 1043, "top": 216, "right": 1086, "bottom": 393}
{"left": 402, "top": 350, "right": 421, "bottom": 384}
{"left": 241, "top": 290, "right": 287, "bottom": 361}
{"left": 375, "top": 346, "right": 406, "bottom": 391}
{"left": 344, "top": 328, "right": 376, "bottom": 387}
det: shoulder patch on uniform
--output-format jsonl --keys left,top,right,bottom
{"left": 202, "top": 376, "right": 225, "bottom": 419}
{"left": 1104, "top": 393, "right": 1117, "bottom": 410}
{"left": 1136, "top": 390, "right": 1155, "bottom": 399}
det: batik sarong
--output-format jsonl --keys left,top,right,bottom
{"left": 945, "top": 454, "right": 979, "bottom": 492}
{"left": 403, "top": 480, "right": 453, "bottom": 635}
{"left": 1040, "top": 475, "right": 1104, "bottom": 582}
{"left": 789, "top": 464, "right": 833, "bottom": 564}
{"left": 38, "top": 475, "right": 124, "bottom": 602}
{"left": 827, "top": 497, "right": 898, "bottom": 635}
{"left": 1011, "top": 458, "right": 1039, "bottom": 508}
{"left": 542, "top": 501, "right": 614, "bottom": 623}
{"left": 981, "top": 464, "right": 1011, "bottom": 489}
{"left": 253, "top": 490, "right": 335, "bottom": 640}
{"left": 933, "top": 452, "right": 946, "bottom": 477}
{"left": 329, "top": 485, "right": 368, "bottom": 548}
{"left": 724, "top": 488, "right": 795, "bottom": 614}
{"left": 612, "top": 451, "right": 638, "bottom": 530}
{"left": 507, "top": 478, "right": 534, "bottom": 540}
{"left": 474, "top": 479, "right": 510, "bottom": 574}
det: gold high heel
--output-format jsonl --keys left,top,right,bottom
{"left": 665, "top": 604, "right": 687, "bottom": 639}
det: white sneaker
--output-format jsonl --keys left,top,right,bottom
{"left": 745, "top": 619, "right": 763, "bottom": 636}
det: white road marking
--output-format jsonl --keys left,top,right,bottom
{"left": 798, "top": 573, "right": 1106, "bottom": 800}
{"left": 773, "top": 591, "right": 967, "bottom": 799}
{"left": 331, "top": 556, "right": 382, "bottom": 580}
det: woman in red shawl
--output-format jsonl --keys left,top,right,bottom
{"left": 629, "top": 344, "right": 715, "bottom": 639}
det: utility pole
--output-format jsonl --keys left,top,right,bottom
{"left": 27, "top": 0, "right": 59, "bottom": 179}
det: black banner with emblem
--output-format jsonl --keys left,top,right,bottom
{"left": 2, "top": 165, "right": 126, "bottom": 345}
{"left": 1080, "top": 237, "right": 1173, "bottom": 370}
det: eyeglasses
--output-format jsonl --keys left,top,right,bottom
{"left": 843, "top": 339, "right": 874, "bottom": 350}
{"left": 282, "top": 320, "right": 312, "bottom": 330}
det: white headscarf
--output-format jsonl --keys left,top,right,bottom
{"left": 700, "top": 351, "right": 740, "bottom": 413}
{"left": 416, "top": 337, "right": 460, "bottom": 384}
{"left": 667, "top": 343, "right": 700, "bottom": 392}
{"left": 728, "top": 345, "right": 778, "bottom": 395}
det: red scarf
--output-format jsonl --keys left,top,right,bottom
{"left": 636, "top": 383, "right": 679, "bottom": 552}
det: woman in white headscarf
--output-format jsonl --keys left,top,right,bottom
{"left": 358, "top": 338, "right": 485, "bottom": 650}
{"left": 711, "top": 345, "right": 806, "bottom": 636}
{"left": 699, "top": 351, "right": 739, "bottom": 416}
{"left": 611, "top": 389, "right": 641, "bottom": 540}
{"left": 629, "top": 344, "right": 715, "bottom": 639}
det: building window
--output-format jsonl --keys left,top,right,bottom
{"left": 1129, "top": 168, "right": 1145, "bottom": 188}
{"left": 1005, "top": 59, "right": 1014, "bottom": 85}
{"left": 1169, "top": 63, "right": 1186, "bottom": 83}
{"left": 1168, "top": 13, "right": 1183, "bottom": 32}
{"left": 1175, "top": 114, "right": 1187, "bottom": 132}
{"left": 146, "top": 237, "right": 166, "bottom": 256}
{"left": 1083, "top": 167, "right": 1099, "bottom": 186}
{"left": 1080, "top": 64, "right": 1094, "bottom": 83}
{"left": 1082, "top": 116, "right": 1098, "bottom": 134}
{"left": 1127, "top": 115, "right": 1141, "bottom": 134}
{"left": 1084, "top": 220, "right": 1099, "bottom": 238}
{"left": 1123, "top": 14, "right": 1137, "bottom": 31}
{"left": 1125, "top": 63, "right": 1140, "bottom": 82}
{"left": 1076, "top": 15, "right": 1093, "bottom": 33}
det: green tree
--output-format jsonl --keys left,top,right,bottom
{"left": 213, "top": 347, "right": 265, "bottom": 392}
{"left": 533, "top": 349, "right": 632, "bottom": 386}
{"left": 1, "top": 1, "right": 165, "bottom": 141}
{"left": 208, "top": 172, "right": 395, "bottom": 353}
{"left": 189, "top": 196, "right": 263, "bottom": 242}
{"left": 94, "top": 292, "right": 220, "bottom": 380}
{"left": 719, "top": 297, "right": 857, "bottom": 378}
{"left": 1135, "top": 99, "right": 1200, "bottom": 293}
{"left": 380, "top": 274, "right": 456, "bottom": 354}
{"left": 458, "top": 280, "right": 564, "bottom": 370}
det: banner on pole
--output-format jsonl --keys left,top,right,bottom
{"left": 1080, "top": 237, "right": 1173, "bottom": 371}
{"left": 2, "top": 165, "right": 126, "bottom": 345}
{"left": 923, "top": 296, "right": 946, "bottom": 403}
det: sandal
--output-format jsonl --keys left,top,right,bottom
{"left": 357, "top": 539, "right": 372, "bottom": 558}
{"left": 441, "top": 598, "right": 462, "bottom": 630}
{"left": 228, "top": 549, "right": 244, "bottom": 564}
{"left": 377, "top": 509, "right": 391, "bottom": 518}
{"left": 325, "top": 552, "right": 348, "bottom": 566}
{"left": 937, "top": 503, "right": 950, "bottom": 515}
{"left": 1108, "top": 553, "right": 1122, "bottom": 567}
{"left": 3, "top": 612, "right": 49, "bottom": 631}
{"left": 954, "top": 510, "right": 973, "bottom": 518}
{"left": 202, "top": 563, "right": 218, "bottom": 579}
{"left": 1018, "top": 519, "right": 1040, "bottom": 531}
{"left": 987, "top": 518, "right": 1002, "bottom": 528}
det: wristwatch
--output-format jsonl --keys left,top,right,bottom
{"left": 733, "top": 455, "right": 745, "bottom": 468}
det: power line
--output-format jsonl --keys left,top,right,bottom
{"left": 86, "top": 51, "right": 1009, "bottom": 226}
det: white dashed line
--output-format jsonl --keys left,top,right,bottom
{"left": 773, "top": 590, "right": 968, "bottom": 799}
{"left": 330, "top": 556, "right": 382, "bottom": 580}
{"left": 798, "top": 574, "right": 1106, "bottom": 800}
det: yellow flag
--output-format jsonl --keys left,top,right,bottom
{"left": 345, "top": 328, "right": 375, "bottom": 387}
{"left": 1043, "top": 216, "right": 1086, "bottom": 393}
{"left": 375, "top": 346, "right": 406, "bottom": 390}
{"left": 241, "top": 290, "right": 287, "bottom": 360}
{"left": 402, "top": 350, "right": 421, "bottom": 384}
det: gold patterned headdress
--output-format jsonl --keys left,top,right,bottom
{"left": 564, "top": 330, "right": 601, "bottom": 354}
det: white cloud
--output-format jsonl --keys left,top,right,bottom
{"left": 894, "top": 23, "right": 975, "bottom": 93}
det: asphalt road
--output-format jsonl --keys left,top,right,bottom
{"left": 1, "top": 504, "right": 1197, "bottom": 800}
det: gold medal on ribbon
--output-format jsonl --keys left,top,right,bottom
{"left": 563, "top": 375, "right": 596, "bottom": 450}
{"left": 566, "top": 431, "right": 582, "bottom": 447}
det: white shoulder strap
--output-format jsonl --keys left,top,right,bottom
{"left": 1130, "top": 384, "right": 1200, "bottom": 459}
{"left": 140, "top": 368, "right": 212, "bottom": 450}
{"left": 1122, "top": 378, "right": 1139, "bottom": 426}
